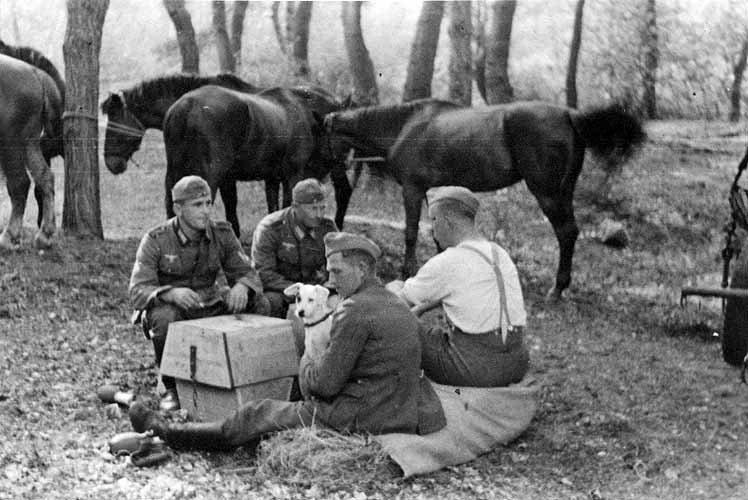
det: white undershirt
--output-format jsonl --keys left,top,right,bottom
{"left": 401, "top": 239, "right": 527, "bottom": 333}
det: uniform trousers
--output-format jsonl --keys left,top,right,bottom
{"left": 419, "top": 321, "right": 529, "bottom": 387}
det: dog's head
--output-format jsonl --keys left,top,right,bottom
{"left": 283, "top": 283, "right": 331, "bottom": 322}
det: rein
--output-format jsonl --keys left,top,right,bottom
{"left": 303, "top": 309, "right": 333, "bottom": 328}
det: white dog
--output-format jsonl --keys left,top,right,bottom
{"left": 283, "top": 283, "right": 334, "bottom": 360}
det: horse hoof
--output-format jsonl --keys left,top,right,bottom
{"left": 33, "top": 233, "right": 54, "bottom": 249}
{"left": 545, "top": 287, "right": 565, "bottom": 303}
{"left": 0, "top": 241, "right": 20, "bottom": 251}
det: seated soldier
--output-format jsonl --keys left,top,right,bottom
{"left": 129, "top": 175, "right": 270, "bottom": 412}
{"left": 251, "top": 178, "right": 338, "bottom": 319}
{"left": 388, "top": 186, "right": 530, "bottom": 388}
{"left": 128, "top": 232, "right": 446, "bottom": 450}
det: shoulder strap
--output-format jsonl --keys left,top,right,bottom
{"left": 460, "top": 243, "right": 511, "bottom": 343}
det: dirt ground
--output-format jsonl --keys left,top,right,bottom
{"left": 2, "top": 121, "right": 748, "bottom": 499}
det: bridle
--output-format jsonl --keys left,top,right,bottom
{"left": 107, "top": 94, "right": 146, "bottom": 140}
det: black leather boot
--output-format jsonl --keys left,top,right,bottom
{"left": 164, "top": 421, "right": 236, "bottom": 451}
{"left": 129, "top": 402, "right": 235, "bottom": 451}
{"left": 129, "top": 402, "right": 168, "bottom": 438}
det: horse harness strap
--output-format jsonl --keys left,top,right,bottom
{"left": 460, "top": 243, "right": 512, "bottom": 344}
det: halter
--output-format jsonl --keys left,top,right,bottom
{"left": 106, "top": 92, "right": 146, "bottom": 139}
{"left": 303, "top": 309, "right": 333, "bottom": 328}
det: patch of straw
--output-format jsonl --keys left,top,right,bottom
{"left": 254, "top": 423, "right": 396, "bottom": 488}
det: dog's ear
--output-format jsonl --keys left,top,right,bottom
{"left": 283, "top": 282, "right": 303, "bottom": 298}
{"left": 315, "top": 285, "right": 330, "bottom": 302}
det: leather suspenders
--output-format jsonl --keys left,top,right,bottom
{"left": 460, "top": 243, "right": 512, "bottom": 343}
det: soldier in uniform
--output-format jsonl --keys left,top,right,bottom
{"left": 387, "top": 186, "right": 530, "bottom": 388}
{"left": 129, "top": 175, "right": 270, "bottom": 412}
{"left": 251, "top": 178, "right": 338, "bottom": 319}
{"left": 128, "top": 232, "right": 446, "bottom": 450}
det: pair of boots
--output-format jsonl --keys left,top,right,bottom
{"left": 129, "top": 402, "right": 236, "bottom": 451}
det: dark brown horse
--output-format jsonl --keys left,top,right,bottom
{"left": 101, "top": 74, "right": 351, "bottom": 232}
{"left": 325, "top": 99, "right": 645, "bottom": 298}
{"left": 162, "top": 84, "right": 349, "bottom": 236}
{"left": 101, "top": 73, "right": 259, "bottom": 175}
{"left": 0, "top": 40, "right": 65, "bottom": 229}
{"left": 0, "top": 53, "right": 63, "bottom": 249}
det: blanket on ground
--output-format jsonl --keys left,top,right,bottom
{"left": 375, "top": 376, "right": 539, "bottom": 478}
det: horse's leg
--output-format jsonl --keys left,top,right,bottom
{"left": 25, "top": 141, "right": 55, "bottom": 248}
{"left": 534, "top": 193, "right": 579, "bottom": 301}
{"left": 281, "top": 179, "right": 292, "bottom": 208}
{"left": 401, "top": 182, "right": 427, "bottom": 278}
{"left": 330, "top": 160, "right": 352, "bottom": 229}
{"left": 0, "top": 150, "right": 30, "bottom": 250}
{"left": 34, "top": 185, "right": 44, "bottom": 228}
{"left": 265, "top": 179, "right": 280, "bottom": 213}
{"left": 35, "top": 147, "right": 55, "bottom": 228}
{"left": 219, "top": 179, "right": 241, "bottom": 236}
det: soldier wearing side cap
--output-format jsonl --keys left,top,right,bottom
{"left": 127, "top": 231, "right": 446, "bottom": 451}
{"left": 129, "top": 175, "right": 270, "bottom": 412}
{"left": 388, "top": 186, "right": 530, "bottom": 388}
{"left": 251, "top": 178, "right": 338, "bottom": 318}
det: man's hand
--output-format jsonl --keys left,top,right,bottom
{"left": 161, "top": 287, "right": 202, "bottom": 310}
{"left": 226, "top": 283, "right": 249, "bottom": 313}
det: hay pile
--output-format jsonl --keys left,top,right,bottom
{"left": 253, "top": 424, "right": 399, "bottom": 489}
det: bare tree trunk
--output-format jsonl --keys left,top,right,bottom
{"left": 473, "top": 0, "right": 487, "bottom": 103}
{"left": 163, "top": 0, "right": 199, "bottom": 74}
{"left": 271, "top": 1, "right": 288, "bottom": 54}
{"left": 62, "top": 0, "right": 108, "bottom": 238}
{"left": 10, "top": 0, "right": 21, "bottom": 44}
{"left": 402, "top": 1, "right": 444, "bottom": 102}
{"left": 729, "top": 32, "right": 748, "bottom": 122}
{"left": 230, "top": 1, "right": 248, "bottom": 73}
{"left": 485, "top": 0, "right": 516, "bottom": 104}
{"left": 566, "top": 0, "right": 585, "bottom": 108}
{"left": 642, "top": 0, "right": 658, "bottom": 119}
{"left": 448, "top": 1, "right": 472, "bottom": 106}
{"left": 291, "top": 1, "right": 313, "bottom": 78}
{"left": 341, "top": 1, "right": 379, "bottom": 105}
{"left": 285, "top": 2, "right": 296, "bottom": 51}
{"left": 212, "top": 0, "right": 235, "bottom": 73}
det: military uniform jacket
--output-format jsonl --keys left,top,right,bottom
{"left": 299, "top": 277, "right": 447, "bottom": 435}
{"left": 129, "top": 218, "right": 262, "bottom": 311}
{"left": 251, "top": 207, "right": 337, "bottom": 293}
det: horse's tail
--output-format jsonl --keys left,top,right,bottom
{"left": 37, "top": 70, "right": 64, "bottom": 161}
{"left": 570, "top": 104, "right": 646, "bottom": 164}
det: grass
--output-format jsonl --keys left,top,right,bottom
{"left": 2, "top": 120, "right": 748, "bottom": 499}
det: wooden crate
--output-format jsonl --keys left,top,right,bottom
{"left": 160, "top": 314, "right": 299, "bottom": 421}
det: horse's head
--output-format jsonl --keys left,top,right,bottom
{"left": 101, "top": 91, "right": 145, "bottom": 175}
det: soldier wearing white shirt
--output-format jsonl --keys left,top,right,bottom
{"left": 388, "top": 186, "right": 529, "bottom": 387}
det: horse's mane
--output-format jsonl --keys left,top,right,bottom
{"left": 348, "top": 98, "right": 459, "bottom": 126}
{"left": 0, "top": 39, "right": 66, "bottom": 98}
{"left": 121, "top": 73, "right": 260, "bottom": 109}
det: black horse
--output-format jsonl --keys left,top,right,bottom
{"left": 162, "top": 84, "right": 349, "bottom": 236}
{"left": 101, "top": 74, "right": 351, "bottom": 232}
{"left": 0, "top": 40, "right": 65, "bottom": 229}
{"left": 0, "top": 53, "right": 63, "bottom": 249}
{"left": 325, "top": 99, "right": 645, "bottom": 299}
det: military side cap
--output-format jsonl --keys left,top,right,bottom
{"left": 427, "top": 186, "right": 480, "bottom": 216}
{"left": 292, "top": 178, "right": 325, "bottom": 204}
{"left": 172, "top": 175, "right": 210, "bottom": 203}
{"left": 324, "top": 231, "right": 381, "bottom": 260}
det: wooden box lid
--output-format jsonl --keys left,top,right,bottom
{"left": 160, "top": 314, "right": 298, "bottom": 389}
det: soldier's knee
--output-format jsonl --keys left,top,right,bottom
{"left": 264, "top": 292, "right": 288, "bottom": 318}
{"left": 251, "top": 294, "right": 272, "bottom": 317}
{"left": 146, "top": 305, "right": 181, "bottom": 339}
